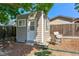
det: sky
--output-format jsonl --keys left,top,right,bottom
{"left": 48, "top": 3, "right": 79, "bottom": 19}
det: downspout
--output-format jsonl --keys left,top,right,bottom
{"left": 41, "top": 11, "right": 44, "bottom": 44}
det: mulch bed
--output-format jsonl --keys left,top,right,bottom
{"left": 1, "top": 43, "right": 34, "bottom": 56}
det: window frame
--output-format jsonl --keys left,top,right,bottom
{"left": 30, "top": 21, "right": 35, "bottom": 31}
{"left": 17, "top": 19, "right": 26, "bottom": 27}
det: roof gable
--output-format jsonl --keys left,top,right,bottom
{"left": 50, "top": 16, "right": 73, "bottom": 22}
{"left": 17, "top": 11, "right": 42, "bottom": 20}
{"left": 50, "top": 19, "right": 72, "bottom": 25}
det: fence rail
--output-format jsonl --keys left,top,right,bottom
{"left": 0, "top": 26, "right": 16, "bottom": 48}
{"left": 50, "top": 24, "right": 79, "bottom": 37}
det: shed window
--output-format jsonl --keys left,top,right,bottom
{"left": 19, "top": 21, "right": 22, "bottom": 26}
{"left": 18, "top": 19, "right": 26, "bottom": 27}
{"left": 30, "top": 21, "right": 35, "bottom": 31}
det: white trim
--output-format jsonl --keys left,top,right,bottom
{"left": 45, "top": 18, "right": 50, "bottom": 32}
{"left": 17, "top": 19, "right": 26, "bottom": 27}
{"left": 42, "top": 11, "right": 44, "bottom": 44}
{"left": 27, "top": 20, "right": 36, "bottom": 42}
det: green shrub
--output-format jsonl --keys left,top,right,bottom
{"left": 34, "top": 50, "right": 52, "bottom": 56}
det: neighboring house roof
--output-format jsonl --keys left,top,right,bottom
{"left": 50, "top": 16, "right": 79, "bottom": 25}
{"left": 74, "top": 18, "right": 79, "bottom": 23}
{"left": 50, "top": 16, "right": 74, "bottom": 22}
{"left": 50, "top": 16, "right": 74, "bottom": 25}
{"left": 50, "top": 19, "right": 73, "bottom": 25}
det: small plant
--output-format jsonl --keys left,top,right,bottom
{"left": 34, "top": 50, "right": 52, "bottom": 56}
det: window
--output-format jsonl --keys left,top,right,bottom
{"left": 30, "top": 26, "right": 34, "bottom": 30}
{"left": 22, "top": 20, "right": 26, "bottom": 26}
{"left": 18, "top": 19, "right": 26, "bottom": 27}
{"left": 19, "top": 20, "right": 22, "bottom": 26}
{"left": 30, "top": 21, "right": 35, "bottom": 31}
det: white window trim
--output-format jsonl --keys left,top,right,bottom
{"left": 17, "top": 19, "right": 26, "bottom": 27}
{"left": 30, "top": 21, "right": 35, "bottom": 31}
{"left": 42, "top": 11, "right": 44, "bottom": 44}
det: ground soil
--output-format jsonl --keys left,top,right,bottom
{"left": 48, "top": 38, "right": 79, "bottom": 56}
{"left": 0, "top": 39, "right": 79, "bottom": 56}
{"left": 49, "top": 38, "right": 79, "bottom": 51}
{"left": 0, "top": 43, "right": 34, "bottom": 56}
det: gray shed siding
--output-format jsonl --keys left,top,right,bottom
{"left": 16, "top": 27, "right": 27, "bottom": 42}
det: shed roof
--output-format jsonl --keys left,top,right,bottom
{"left": 17, "top": 11, "right": 42, "bottom": 20}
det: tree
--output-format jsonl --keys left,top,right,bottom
{"left": 0, "top": 3, "right": 32, "bottom": 24}
{"left": 74, "top": 3, "right": 79, "bottom": 12}
{"left": 0, "top": 3, "right": 53, "bottom": 24}
{"left": 35, "top": 3, "right": 53, "bottom": 14}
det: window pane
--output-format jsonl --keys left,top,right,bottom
{"left": 22, "top": 20, "right": 26, "bottom": 26}
{"left": 18, "top": 19, "right": 26, "bottom": 27}
{"left": 19, "top": 20, "right": 22, "bottom": 26}
{"left": 30, "top": 26, "right": 34, "bottom": 31}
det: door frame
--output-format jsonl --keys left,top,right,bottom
{"left": 27, "top": 19, "right": 37, "bottom": 42}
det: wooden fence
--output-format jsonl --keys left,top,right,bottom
{"left": 0, "top": 26, "right": 16, "bottom": 42}
{"left": 50, "top": 23, "right": 79, "bottom": 44}
{"left": 50, "top": 24, "right": 79, "bottom": 36}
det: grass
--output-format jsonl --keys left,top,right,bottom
{"left": 34, "top": 50, "right": 53, "bottom": 56}
{"left": 48, "top": 48, "right": 79, "bottom": 54}
{"left": 34, "top": 48, "right": 79, "bottom": 56}
{"left": 34, "top": 44, "right": 79, "bottom": 56}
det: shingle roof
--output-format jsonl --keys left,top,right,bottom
{"left": 50, "top": 16, "right": 74, "bottom": 22}
{"left": 74, "top": 18, "right": 79, "bottom": 23}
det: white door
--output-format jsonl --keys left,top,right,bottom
{"left": 27, "top": 20, "right": 36, "bottom": 43}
